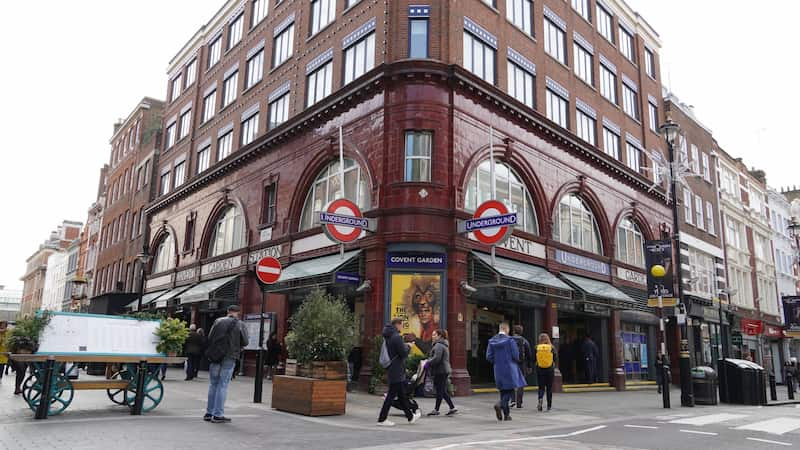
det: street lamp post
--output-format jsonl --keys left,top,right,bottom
{"left": 651, "top": 264, "right": 671, "bottom": 408}
{"left": 135, "top": 246, "right": 152, "bottom": 313}
{"left": 659, "top": 116, "right": 695, "bottom": 407}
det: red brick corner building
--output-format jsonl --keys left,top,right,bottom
{"left": 143, "top": 0, "right": 672, "bottom": 394}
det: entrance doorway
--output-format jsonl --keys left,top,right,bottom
{"left": 622, "top": 325, "right": 648, "bottom": 381}
{"left": 557, "top": 313, "right": 606, "bottom": 384}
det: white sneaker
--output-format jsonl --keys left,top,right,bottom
{"left": 409, "top": 410, "right": 421, "bottom": 424}
{"left": 376, "top": 420, "right": 395, "bottom": 427}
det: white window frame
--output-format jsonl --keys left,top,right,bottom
{"left": 553, "top": 194, "right": 601, "bottom": 254}
{"left": 343, "top": 32, "right": 375, "bottom": 85}
{"left": 576, "top": 109, "right": 596, "bottom": 145}
{"left": 572, "top": 0, "right": 591, "bottom": 22}
{"left": 268, "top": 92, "right": 290, "bottom": 129}
{"left": 465, "top": 160, "right": 539, "bottom": 235}
{"left": 202, "top": 90, "right": 216, "bottom": 123}
{"left": 463, "top": 31, "right": 496, "bottom": 85}
{"left": 706, "top": 201, "right": 715, "bottom": 235}
{"left": 626, "top": 142, "right": 641, "bottom": 173}
{"left": 600, "top": 64, "right": 617, "bottom": 104}
{"left": 404, "top": 131, "right": 433, "bottom": 182}
{"left": 179, "top": 109, "right": 191, "bottom": 139}
{"left": 507, "top": 60, "right": 534, "bottom": 108}
{"left": 574, "top": 43, "right": 593, "bottom": 86}
{"left": 165, "top": 122, "right": 177, "bottom": 149}
{"left": 648, "top": 101, "right": 658, "bottom": 132}
{"left": 506, "top": 0, "right": 533, "bottom": 35}
{"left": 690, "top": 144, "right": 700, "bottom": 174}
{"left": 223, "top": 71, "right": 239, "bottom": 107}
{"left": 544, "top": 19, "right": 566, "bottom": 64}
{"left": 695, "top": 195, "right": 704, "bottom": 230}
{"left": 306, "top": 60, "right": 333, "bottom": 107}
{"left": 619, "top": 26, "right": 635, "bottom": 63}
{"left": 185, "top": 59, "right": 197, "bottom": 87}
{"left": 645, "top": 48, "right": 655, "bottom": 78}
{"left": 616, "top": 218, "right": 645, "bottom": 268}
{"left": 545, "top": 89, "right": 568, "bottom": 128}
{"left": 246, "top": 49, "right": 264, "bottom": 89}
{"left": 622, "top": 83, "right": 638, "bottom": 119}
{"left": 409, "top": 17, "right": 429, "bottom": 58}
{"left": 228, "top": 14, "right": 244, "bottom": 50}
{"left": 684, "top": 188, "right": 693, "bottom": 225}
{"left": 603, "top": 127, "right": 620, "bottom": 160}
{"left": 208, "top": 36, "right": 222, "bottom": 68}
{"left": 197, "top": 145, "right": 211, "bottom": 174}
{"left": 596, "top": 4, "right": 614, "bottom": 43}
{"left": 273, "top": 23, "right": 295, "bottom": 67}
{"left": 310, "top": 0, "right": 336, "bottom": 35}
{"left": 218, "top": 131, "right": 233, "bottom": 160}
{"left": 702, "top": 152, "right": 710, "bottom": 181}
{"left": 152, "top": 233, "right": 175, "bottom": 273}
{"left": 209, "top": 206, "right": 246, "bottom": 257}
{"left": 300, "top": 158, "right": 371, "bottom": 230}
{"left": 171, "top": 75, "right": 182, "bottom": 102}
{"left": 252, "top": 0, "right": 268, "bottom": 27}
{"left": 241, "top": 113, "right": 259, "bottom": 146}
{"left": 160, "top": 171, "right": 171, "bottom": 196}
{"left": 174, "top": 161, "right": 186, "bottom": 188}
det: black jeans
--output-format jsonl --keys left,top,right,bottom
{"left": 379, "top": 382, "right": 413, "bottom": 422}
{"left": 537, "top": 367, "right": 554, "bottom": 407}
{"left": 186, "top": 354, "right": 202, "bottom": 379}
{"left": 0, "top": 363, "right": 5, "bottom": 379}
{"left": 13, "top": 361, "right": 27, "bottom": 393}
{"left": 584, "top": 358, "right": 597, "bottom": 383}
{"left": 498, "top": 389, "right": 514, "bottom": 417}
{"left": 433, "top": 373, "right": 454, "bottom": 411}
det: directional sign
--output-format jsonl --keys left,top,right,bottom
{"left": 255, "top": 257, "right": 282, "bottom": 285}
{"left": 318, "top": 198, "right": 375, "bottom": 243}
{"left": 459, "top": 199, "right": 517, "bottom": 245}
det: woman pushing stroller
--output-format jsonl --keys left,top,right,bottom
{"left": 425, "top": 329, "right": 457, "bottom": 416}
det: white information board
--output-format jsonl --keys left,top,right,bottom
{"left": 38, "top": 312, "right": 162, "bottom": 356}
{"left": 243, "top": 314, "right": 273, "bottom": 351}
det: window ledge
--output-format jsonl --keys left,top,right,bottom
{"left": 545, "top": 53, "right": 570, "bottom": 71}
{"left": 224, "top": 41, "right": 242, "bottom": 56}
{"left": 270, "top": 58, "right": 291, "bottom": 75}
{"left": 242, "top": 80, "right": 262, "bottom": 96}
{"left": 479, "top": 1, "right": 499, "bottom": 15}
{"left": 505, "top": 18, "right": 535, "bottom": 42}
{"left": 576, "top": 77, "right": 596, "bottom": 92}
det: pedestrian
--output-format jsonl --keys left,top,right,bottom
{"left": 377, "top": 318, "right": 422, "bottom": 426}
{"left": 265, "top": 332, "right": 281, "bottom": 380}
{"left": 581, "top": 335, "right": 600, "bottom": 383}
{"left": 12, "top": 358, "right": 27, "bottom": 395}
{"left": 486, "top": 322, "right": 526, "bottom": 421}
{"left": 184, "top": 324, "right": 206, "bottom": 381}
{"left": 535, "top": 333, "right": 557, "bottom": 412}
{"left": 510, "top": 325, "right": 533, "bottom": 408}
{"left": 426, "top": 329, "right": 457, "bottom": 416}
{"left": 0, "top": 321, "right": 8, "bottom": 380}
{"left": 204, "top": 305, "right": 248, "bottom": 423}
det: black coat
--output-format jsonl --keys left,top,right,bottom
{"left": 184, "top": 331, "right": 206, "bottom": 356}
{"left": 266, "top": 339, "right": 281, "bottom": 365}
{"left": 382, "top": 324, "right": 409, "bottom": 384}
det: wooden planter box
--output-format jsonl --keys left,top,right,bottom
{"left": 272, "top": 375, "right": 346, "bottom": 416}
{"left": 284, "top": 360, "right": 347, "bottom": 380}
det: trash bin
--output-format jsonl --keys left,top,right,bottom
{"left": 692, "top": 366, "right": 718, "bottom": 405}
{"left": 718, "top": 359, "right": 766, "bottom": 405}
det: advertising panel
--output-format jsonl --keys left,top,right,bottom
{"left": 389, "top": 273, "right": 442, "bottom": 355}
{"left": 782, "top": 295, "right": 800, "bottom": 337}
{"left": 645, "top": 239, "right": 677, "bottom": 307}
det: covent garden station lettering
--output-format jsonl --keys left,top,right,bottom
{"left": 140, "top": 67, "right": 671, "bottom": 394}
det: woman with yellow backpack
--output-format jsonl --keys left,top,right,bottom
{"left": 535, "top": 333, "right": 557, "bottom": 412}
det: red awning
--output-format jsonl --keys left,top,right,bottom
{"left": 741, "top": 318, "right": 764, "bottom": 336}
{"left": 764, "top": 325, "right": 783, "bottom": 338}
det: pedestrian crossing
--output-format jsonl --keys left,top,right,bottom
{"left": 662, "top": 413, "right": 800, "bottom": 436}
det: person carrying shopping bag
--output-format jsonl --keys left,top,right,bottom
{"left": 425, "top": 329, "right": 457, "bottom": 416}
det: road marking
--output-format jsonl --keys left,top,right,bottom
{"left": 679, "top": 429, "right": 718, "bottom": 436}
{"left": 736, "top": 417, "right": 800, "bottom": 435}
{"left": 429, "top": 425, "right": 607, "bottom": 450}
{"left": 670, "top": 413, "right": 748, "bottom": 426}
{"left": 624, "top": 425, "right": 659, "bottom": 429}
{"left": 746, "top": 437, "right": 792, "bottom": 446}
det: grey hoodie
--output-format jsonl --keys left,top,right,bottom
{"left": 427, "top": 339, "right": 451, "bottom": 376}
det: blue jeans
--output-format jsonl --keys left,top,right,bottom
{"left": 206, "top": 358, "right": 236, "bottom": 417}
{"left": 499, "top": 389, "right": 514, "bottom": 416}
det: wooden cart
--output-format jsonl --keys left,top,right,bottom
{"left": 10, "top": 354, "right": 186, "bottom": 419}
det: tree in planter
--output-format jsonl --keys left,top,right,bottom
{"left": 285, "top": 290, "right": 354, "bottom": 366}
{"left": 3, "top": 312, "right": 52, "bottom": 353}
{"left": 154, "top": 317, "right": 189, "bottom": 355}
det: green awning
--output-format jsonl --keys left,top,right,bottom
{"left": 473, "top": 252, "right": 572, "bottom": 291}
{"left": 180, "top": 276, "right": 238, "bottom": 305}
{"left": 153, "top": 285, "right": 195, "bottom": 308}
{"left": 560, "top": 273, "right": 634, "bottom": 303}
{"left": 266, "top": 250, "right": 362, "bottom": 291}
{"left": 125, "top": 290, "right": 167, "bottom": 311}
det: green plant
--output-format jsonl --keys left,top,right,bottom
{"left": 154, "top": 317, "right": 189, "bottom": 355}
{"left": 368, "top": 334, "right": 386, "bottom": 394}
{"left": 285, "top": 289, "right": 354, "bottom": 364}
{"left": 126, "top": 311, "right": 166, "bottom": 321}
{"left": 3, "top": 311, "right": 52, "bottom": 353}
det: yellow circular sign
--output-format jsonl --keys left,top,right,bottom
{"left": 650, "top": 264, "right": 666, "bottom": 278}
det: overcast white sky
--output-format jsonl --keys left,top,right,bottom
{"left": 0, "top": 1, "right": 797, "bottom": 289}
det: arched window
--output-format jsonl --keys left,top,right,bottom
{"left": 464, "top": 160, "right": 539, "bottom": 234}
{"left": 208, "top": 205, "right": 246, "bottom": 257}
{"left": 152, "top": 233, "right": 176, "bottom": 274}
{"left": 300, "top": 158, "right": 371, "bottom": 230}
{"left": 553, "top": 194, "right": 602, "bottom": 254}
{"left": 616, "top": 218, "right": 645, "bottom": 267}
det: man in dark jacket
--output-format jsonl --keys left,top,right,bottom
{"left": 582, "top": 335, "right": 600, "bottom": 383}
{"left": 184, "top": 324, "right": 206, "bottom": 381}
{"left": 204, "top": 305, "right": 248, "bottom": 424}
{"left": 377, "top": 318, "right": 421, "bottom": 426}
{"left": 511, "top": 325, "right": 533, "bottom": 408}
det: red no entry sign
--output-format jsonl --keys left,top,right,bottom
{"left": 465, "top": 199, "right": 517, "bottom": 245}
{"left": 255, "top": 257, "right": 282, "bottom": 284}
{"left": 319, "top": 198, "right": 369, "bottom": 243}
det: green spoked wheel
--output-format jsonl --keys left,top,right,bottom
{"left": 23, "top": 364, "right": 74, "bottom": 416}
{"left": 124, "top": 370, "right": 164, "bottom": 413}
{"left": 106, "top": 370, "right": 133, "bottom": 405}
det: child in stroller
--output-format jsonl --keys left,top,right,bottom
{"left": 388, "top": 358, "right": 429, "bottom": 414}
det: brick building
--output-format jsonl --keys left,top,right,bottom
{"left": 143, "top": 0, "right": 674, "bottom": 392}
{"left": 20, "top": 221, "right": 82, "bottom": 316}
{"left": 92, "top": 98, "right": 164, "bottom": 314}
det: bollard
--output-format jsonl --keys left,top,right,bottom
{"left": 788, "top": 372, "right": 796, "bottom": 401}
{"left": 769, "top": 372, "right": 777, "bottom": 402}
{"left": 661, "top": 364, "right": 671, "bottom": 408}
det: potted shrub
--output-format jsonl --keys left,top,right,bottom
{"left": 3, "top": 312, "right": 51, "bottom": 354}
{"left": 368, "top": 335, "right": 387, "bottom": 394}
{"left": 154, "top": 317, "right": 189, "bottom": 356}
{"left": 274, "top": 289, "right": 354, "bottom": 416}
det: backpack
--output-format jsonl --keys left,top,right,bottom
{"left": 379, "top": 340, "right": 394, "bottom": 369}
{"left": 206, "top": 318, "right": 237, "bottom": 363}
{"left": 536, "top": 344, "right": 554, "bottom": 369}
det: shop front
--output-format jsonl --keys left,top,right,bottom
{"left": 764, "top": 323, "right": 786, "bottom": 382}
{"left": 686, "top": 297, "right": 729, "bottom": 371}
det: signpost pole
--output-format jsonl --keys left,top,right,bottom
{"left": 658, "top": 286, "right": 670, "bottom": 408}
{"left": 254, "top": 287, "right": 267, "bottom": 403}
{"left": 489, "top": 126, "right": 496, "bottom": 198}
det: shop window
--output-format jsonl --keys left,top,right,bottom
{"left": 616, "top": 218, "right": 644, "bottom": 268}
{"left": 464, "top": 160, "right": 538, "bottom": 235}
{"left": 299, "top": 158, "right": 371, "bottom": 231}
{"left": 152, "top": 233, "right": 176, "bottom": 274}
{"left": 553, "top": 194, "right": 601, "bottom": 254}
{"left": 208, "top": 206, "right": 246, "bottom": 257}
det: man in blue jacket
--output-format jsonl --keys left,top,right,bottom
{"left": 377, "top": 318, "right": 422, "bottom": 426}
{"left": 486, "top": 322, "right": 526, "bottom": 421}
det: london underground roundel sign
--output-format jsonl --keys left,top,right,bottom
{"left": 465, "top": 199, "right": 518, "bottom": 245}
{"left": 255, "top": 257, "right": 282, "bottom": 285}
{"left": 319, "top": 198, "right": 368, "bottom": 243}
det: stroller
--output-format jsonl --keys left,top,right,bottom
{"left": 389, "top": 359, "right": 429, "bottom": 414}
